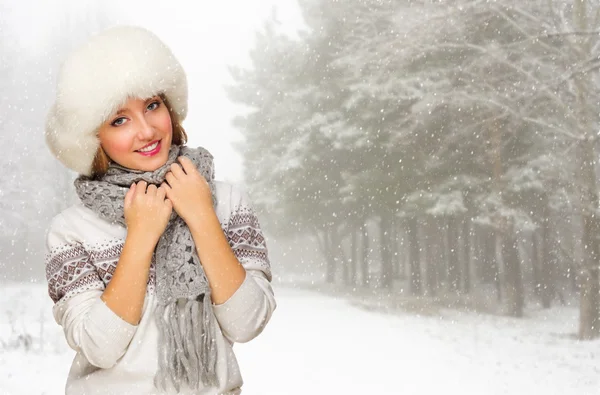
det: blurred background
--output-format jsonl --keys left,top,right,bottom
{"left": 2, "top": 1, "right": 600, "bottom": 394}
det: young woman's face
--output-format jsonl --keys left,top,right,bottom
{"left": 98, "top": 95, "right": 173, "bottom": 172}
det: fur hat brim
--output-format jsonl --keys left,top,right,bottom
{"left": 45, "top": 25, "right": 188, "bottom": 176}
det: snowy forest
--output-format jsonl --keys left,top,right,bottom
{"left": 1, "top": 1, "right": 600, "bottom": 392}
{"left": 228, "top": 0, "right": 600, "bottom": 341}
{"left": 0, "top": 4, "right": 110, "bottom": 279}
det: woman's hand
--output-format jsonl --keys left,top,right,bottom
{"left": 162, "top": 156, "right": 214, "bottom": 229}
{"left": 124, "top": 180, "right": 173, "bottom": 245}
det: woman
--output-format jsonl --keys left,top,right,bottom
{"left": 44, "top": 25, "right": 276, "bottom": 395}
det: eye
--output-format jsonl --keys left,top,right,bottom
{"left": 147, "top": 101, "right": 160, "bottom": 111}
{"left": 111, "top": 117, "right": 127, "bottom": 127}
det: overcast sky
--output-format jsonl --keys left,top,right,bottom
{"left": 6, "top": 0, "right": 304, "bottom": 184}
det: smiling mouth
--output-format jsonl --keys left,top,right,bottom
{"left": 136, "top": 140, "right": 160, "bottom": 153}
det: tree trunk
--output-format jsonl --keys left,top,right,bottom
{"left": 447, "top": 216, "right": 460, "bottom": 292}
{"left": 440, "top": 218, "right": 449, "bottom": 285}
{"left": 490, "top": 116, "right": 504, "bottom": 303}
{"left": 540, "top": 217, "right": 555, "bottom": 309}
{"left": 393, "top": 224, "right": 405, "bottom": 280}
{"left": 425, "top": 217, "right": 438, "bottom": 297}
{"left": 531, "top": 231, "right": 542, "bottom": 300}
{"left": 315, "top": 231, "right": 335, "bottom": 284}
{"left": 325, "top": 232, "right": 336, "bottom": 283}
{"left": 479, "top": 228, "right": 496, "bottom": 284}
{"left": 342, "top": 236, "right": 349, "bottom": 286}
{"left": 492, "top": 230, "right": 502, "bottom": 302}
{"left": 472, "top": 226, "right": 481, "bottom": 282}
{"left": 462, "top": 216, "right": 472, "bottom": 293}
{"left": 502, "top": 231, "right": 524, "bottom": 317}
{"left": 573, "top": 0, "right": 600, "bottom": 340}
{"left": 407, "top": 217, "right": 422, "bottom": 295}
{"left": 350, "top": 226, "right": 358, "bottom": 286}
{"left": 390, "top": 216, "right": 399, "bottom": 279}
{"left": 317, "top": 227, "right": 347, "bottom": 284}
{"left": 380, "top": 214, "right": 394, "bottom": 289}
{"left": 361, "top": 220, "right": 370, "bottom": 288}
{"left": 580, "top": 184, "right": 600, "bottom": 339}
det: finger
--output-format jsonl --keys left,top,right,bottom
{"left": 177, "top": 156, "right": 195, "bottom": 175}
{"left": 137, "top": 180, "right": 148, "bottom": 194}
{"left": 160, "top": 183, "right": 171, "bottom": 200}
{"left": 124, "top": 183, "right": 135, "bottom": 208}
{"left": 157, "top": 185, "right": 167, "bottom": 200}
{"left": 165, "top": 172, "right": 176, "bottom": 186}
{"left": 147, "top": 184, "right": 158, "bottom": 195}
{"left": 170, "top": 163, "right": 185, "bottom": 179}
{"left": 164, "top": 198, "right": 173, "bottom": 209}
{"left": 160, "top": 182, "right": 171, "bottom": 192}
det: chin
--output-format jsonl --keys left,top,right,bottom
{"left": 139, "top": 157, "right": 169, "bottom": 172}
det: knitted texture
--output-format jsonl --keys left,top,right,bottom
{"left": 74, "top": 144, "right": 219, "bottom": 391}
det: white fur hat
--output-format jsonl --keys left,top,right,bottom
{"left": 45, "top": 25, "right": 188, "bottom": 176}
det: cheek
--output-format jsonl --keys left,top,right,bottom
{"left": 100, "top": 132, "right": 134, "bottom": 157}
{"left": 157, "top": 110, "right": 173, "bottom": 135}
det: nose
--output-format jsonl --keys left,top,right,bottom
{"left": 136, "top": 114, "right": 154, "bottom": 141}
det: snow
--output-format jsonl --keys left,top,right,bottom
{"left": 1, "top": 283, "right": 599, "bottom": 394}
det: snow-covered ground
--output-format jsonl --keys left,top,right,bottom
{"left": 1, "top": 283, "right": 599, "bottom": 394}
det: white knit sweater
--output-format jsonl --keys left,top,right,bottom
{"left": 44, "top": 180, "right": 276, "bottom": 395}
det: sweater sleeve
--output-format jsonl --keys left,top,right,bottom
{"left": 45, "top": 213, "right": 138, "bottom": 369}
{"left": 212, "top": 184, "right": 276, "bottom": 343}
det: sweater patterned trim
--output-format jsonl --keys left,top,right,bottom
{"left": 46, "top": 244, "right": 104, "bottom": 304}
{"left": 227, "top": 205, "right": 272, "bottom": 280}
{"left": 46, "top": 203, "right": 271, "bottom": 304}
{"left": 45, "top": 238, "right": 157, "bottom": 304}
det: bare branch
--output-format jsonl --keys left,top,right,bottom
{"left": 452, "top": 91, "right": 584, "bottom": 141}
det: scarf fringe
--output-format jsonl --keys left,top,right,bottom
{"left": 153, "top": 295, "right": 219, "bottom": 393}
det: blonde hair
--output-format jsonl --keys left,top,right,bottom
{"left": 91, "top": 93, "right": 188, "bottom": 178}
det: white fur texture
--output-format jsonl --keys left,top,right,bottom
{"left": 45, "top": 26, "right": 188, "bottom": 176}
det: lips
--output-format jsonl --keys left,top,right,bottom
{"left": 136, "top": 140, "right": 160, "bottom": 152}
{"left": 136, "top": 140, "right": 162, "bottom": 156}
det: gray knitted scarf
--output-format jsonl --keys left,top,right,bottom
{"left": 74, "top": 144, "right": 219, "bottom": 392}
